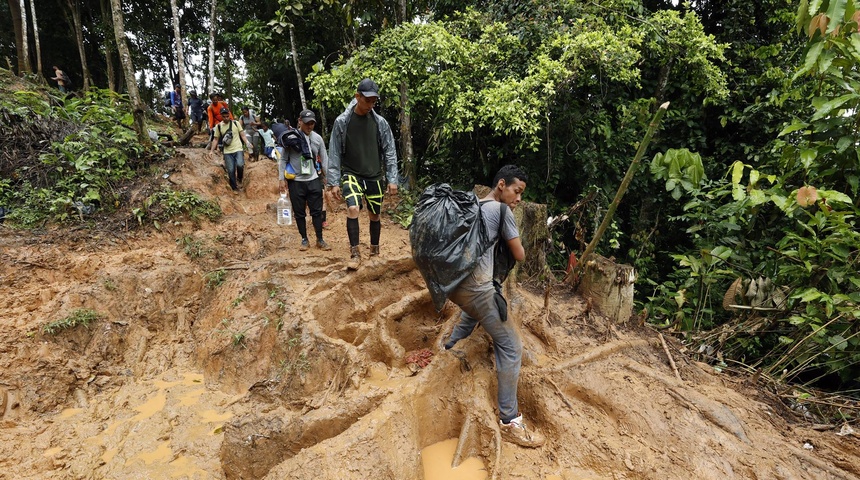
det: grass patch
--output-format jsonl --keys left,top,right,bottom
{"left": 205, "top": 269, "right": 226, "bottom": 289}
{"left": 177, "top": 235, "right": 212, "bottom": 259}
{"left": 137, "top": 188, "right": 221, "bottom": 226}
{"left": 42, "top": 308, "right": 101, "bottom": 335}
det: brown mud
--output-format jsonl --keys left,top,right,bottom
{"left": 1, "top": 143, "right": 859, "bottom": 479}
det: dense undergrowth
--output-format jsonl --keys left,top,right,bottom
{"left": 0, "top": 70, "right": 219, "bottom": 228}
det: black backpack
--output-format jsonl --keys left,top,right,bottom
{"left": 410, "top": 184, "right": 514, "bottom": 311}
{"left": 164, "top": 91, "right": 172, "bottom": 107}
{"left": 60, "top": 71, "right": 73, "bottom": 89}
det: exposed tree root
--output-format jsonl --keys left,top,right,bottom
{"left": 543, "top": 338, "right": 652, "bottom": 372}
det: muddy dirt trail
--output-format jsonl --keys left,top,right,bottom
{"left": 1, "top": 145, "right": 859, "bottom": 480}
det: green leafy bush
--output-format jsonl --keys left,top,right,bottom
{"left": 0, "top": 88, "right": 161, "bottom": 227}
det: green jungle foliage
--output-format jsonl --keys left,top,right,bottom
{"left": 645, "top": 0, "right": 860, "bottom": 392}
{"left": 0, "top": 85, "right": 170, "bottom": 227}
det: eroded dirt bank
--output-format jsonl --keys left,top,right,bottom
{"left": 1, "top": 146, "right": 858, "bottom": 480}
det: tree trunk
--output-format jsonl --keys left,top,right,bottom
{"left": 109, "top": 0, "right": 149, "bottom": 145}
{"left": 224, "top": 47, "right": 233, "bottom": 107}
{"left": 208, "top": 0, "right": 216, "bottom": 95}
{"left": 169, "top": 0, "right": 188, "bottom": 127}
{"left": 99, "top": 0, "right": 116, "bottom": 91}
{"left": 28, "top": 0, "right": 41, "bottom": 76}
{"left": 65, "top": 0, "right": 91, "bottom": 90}
{"left": 20, "top": 0, "right": 32, "bottom": 73}
{"left": 8, "top": 0, "right": 25, "bottom": 74}
{"left": 288, "top": 23, "right": 306, "bottom": 111}
{"left": 399, "top": 80, "right": 414, "bottom": 189}
{"left": 397, "top": 0, "right": 414, "bottom": 189}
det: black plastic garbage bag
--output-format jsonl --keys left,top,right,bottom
{"left": 410, "top": 184, "right": 491, "bottom": 311}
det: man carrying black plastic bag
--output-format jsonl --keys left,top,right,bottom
{"left": 440, "top": 165, "right": 545, "bottom": 448}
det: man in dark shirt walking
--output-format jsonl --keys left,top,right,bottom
{"left": 327, "top": 78, "right": 399, "bottom": 270}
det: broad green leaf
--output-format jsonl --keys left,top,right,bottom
{"left": 710, "top": 246, "right": 733, "bottom": 260}
{"left": 818, "top": 189, "right": 854, "bottom": 204}
{"left": 836, "top": 136, "right": 854, "bottom": 152}
{"left": 749, "top": 169, "right": 760, "bottom": 186}
{"left": 798, "top": 0, "right": 811, "bottom": 34}
{"left": 800, "top": 148, "right": 818, "bottom": 169}
{"left": 749, "top": 189, "right": 768, "bottom": 206}
{"left": 829, "top": 334, "right": 848, "bottom": 350}
{"left": 827, "top": 0, "right": 848, "bottom": 33}
{"left": 811, "top": 93, "right": 858, "bottom": 121}
{"left": 778, "top": 121, "right": 809, "bottom": 136}
{"left": 794, "top": 41, "right": 824, "bottom": 80}
{"left": 809, "top": 0, "right": 824, "bottom": 16}
{"left": 850, "top": 35, "right": 860, "bottom": 61}
{"left": 731, "top": 161, "right": 745, "bottom": 185}
{"left": 771, "top": 194, "right": 788, "bottom": 210}
{"left": 794, "top": 288, "right": 824, "bottom": 302}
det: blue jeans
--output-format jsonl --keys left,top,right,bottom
{"left": 446, "top": 286, "right": 522, "bottom": 423}
{"left": 223, "top": 151, "right": 245, "bottom": 190}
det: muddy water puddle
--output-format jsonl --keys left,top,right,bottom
{"left": 421, "top": 438, "right": 488, "bottom": 480}
{"left": 45, "top": 369, "right": 233, "bottom": 479}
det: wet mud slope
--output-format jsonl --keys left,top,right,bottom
{"left": 1, "top": 145, "right": 858, "bottom": 480}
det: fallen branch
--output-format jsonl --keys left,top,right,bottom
{"left": 659, "top": 333, "right": 682, "bottom": 382}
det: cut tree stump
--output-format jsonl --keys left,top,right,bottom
{"left": 576, "top": 253, "right": 635, "bottom": 323}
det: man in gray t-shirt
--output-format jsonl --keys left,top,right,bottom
{"left": 442, "top": 164, "right": 546, "bottom": 449}
{"left": 240, "top": 106, "right": 261, "bottom": 161}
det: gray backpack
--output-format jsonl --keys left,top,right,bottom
{"left": 219, "top": 121, "right": 237, "bottom": 146}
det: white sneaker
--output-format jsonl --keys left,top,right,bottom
{"left": 499, "top": 414, "right": 545, "bottom": 448}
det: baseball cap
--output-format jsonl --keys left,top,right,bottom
{"left": 299, "top": 109, "right": 316, "bottom": 123}
{"left": 219, "top": 107, "right": 229, "bottom": 115}
{"left": 357, "top": 78, "right": 379, "bottom": 98}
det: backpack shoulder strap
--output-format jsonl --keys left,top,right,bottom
{"left": 498, "top": 202, "right": 508, "bottom": 240}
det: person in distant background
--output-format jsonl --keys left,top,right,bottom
{"left": 259, "top": 123, "right": 275, "bottom": 159}
{"left": 240, "top": 106, "right": 262, "bottom": 162}
{"left": 51, "top": 66, "right": 68, "bottom": 93}
{"left": 188, "top": 90, "right": 206, "bottom": 134}
{"left": 207, "top": 93, "right": 232, "bottom": 144}
{"left": 170, "top": 84, "right": 186, "bottom": 129}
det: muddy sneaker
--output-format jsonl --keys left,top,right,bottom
{"left": 316, "top": 239, "right": 331, "bottom": 251}
{"left": 500, "top": 414, "right": 545, "bottom": 448}
{"left": 347, "top": 246, "right": 361, "bottom": 270}
{"left": 322, "top": 221, "right": 329, "bottom": 229}
{"left": 369, "top": 245, "right": 380, "bottom": 256}
{"left": 299, "top": 238, "right": 310, "bottom": 251}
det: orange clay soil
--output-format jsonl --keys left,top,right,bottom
{"left": 1, "top": 144, "right": 858, "bottom": 480}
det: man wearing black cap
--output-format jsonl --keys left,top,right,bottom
{"left": 207, "top": 108, "right": 253, "bottom": 194}
{"left": 283, "top": 109, "right": 331, "bottom": 251}
{"left": 327, "top": 78, "right": 399, "bottom": 270}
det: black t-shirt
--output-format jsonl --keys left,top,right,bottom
{"left": 344, "top": 113, "right": 382, "bottom": 180}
